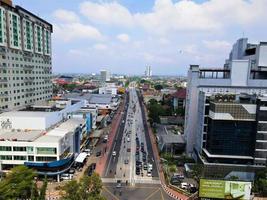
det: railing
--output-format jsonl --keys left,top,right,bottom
{"left": 0, "top": 93, "right": 8, "bottom": 98}
{"left": 0, "top": 79, "right": 8, "bottom": 84}
{"left": 0, "top": 47, "right": 6, "bottom": 56}
{"left": 24, "top": 78, "right": 34, "bottom": 83}
{"left": 23, "top": 65, "right": 34, "bottom": 70}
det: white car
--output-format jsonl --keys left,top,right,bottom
{"left": 127, "top": 137, "right": 130, "bottom": 142}
{"left": 112, "top": 151, "right": 116, "bottom": 156}
{"left": 180, "top": 182, "right": 189, "bottom": 190}
{"left": 147, "top": 170, "right": 152, "bottom": 177}
{"left": 60, "top": 173, "right": 73, "bottom": 180}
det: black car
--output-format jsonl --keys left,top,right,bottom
{"left": 136, "top": 169, "right": 140, "bottom": 175}
{"left": 87, "top": 163, "right": 96, "bottom": 176}
{"left": 96, "top": 151, "right": 101, "bottom": 157}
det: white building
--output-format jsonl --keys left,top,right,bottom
{"left": 185, "top": 38, "right": 267, "bottom": 175}
{"left": 145, "top": 66, "right": 152, "bottom": 77}
{"left": 100, "top": 70, "right": 111, "bottom": 82}
{"left": 99, "top": 86, "right": 117, "bottom": 95}
{"left": 0, "top": 99, "right": 90, "bottom": 179}
{"left": 0, "top": 1, "right": 53, "bottom": 111}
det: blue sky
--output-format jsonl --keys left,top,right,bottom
{"left": 13, "top": 0, "right": 267, "bottom": 75}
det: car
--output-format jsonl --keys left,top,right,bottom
{"left": 142, "top": 157, "right": 146, "bottom": 162}
{"left": 127, "top": 137, "right": 130, "bottom": 142}
{"left": 147, "top": 171, "right": 152, "bottom": 177}
{"left": 127, "top": 148, "right": 131, "bottom": 152}
{"left": 96, "top": 151, "right": 101, "bottom": 157}
{"left": 180, "top": 182, "right": 189, "bottom": 190}
{"left": 68, "top": 168, "right": 75, "bottom": 174}
{"left": 143, "top": 163, "right": 147, "bottom": 170}
{"left": 61, "top": 173, "right": 73, "bottom": 180}
{"left": 112, "top": 151, "right": 116, "bottom": 156}
{"left": 136, "top": 170, "right": 140, "bottom": 175}
{"left": 116, "top": 180, "right": 122, "bottom": 188}
{"left": 124, "top": 159, "right": 129, "bottom": 164}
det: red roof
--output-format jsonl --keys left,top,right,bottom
{"left": 172, "top": 88, "right": 186, "bottom": 99}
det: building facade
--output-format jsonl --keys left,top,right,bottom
{"left": 185, "top": 38, "right": 267, "bottom": 173}
{"left": 100, "top": 70, "right": 110, "bottom": 82}
{"left": 0, "top": 1, "right": 52, "bottom": 111}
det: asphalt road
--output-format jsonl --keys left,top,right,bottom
{"left": 102, "top": 183, "right": 174, "bottom": 200}
{"left": 104, "top": 87, "right": 159, "bottom": 182}
{"left": 104, "top": 93, "right": 129, "bottom": 178}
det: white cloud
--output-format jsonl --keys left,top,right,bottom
{"left": 202, "top": 40, "right": 231, "bottom": 51}
{"left": 54, "top": 23, "right": 103, "bottom": 42}
{"left": 80, "top": 1, "right": 134, "bottom": 27}
{"left": 117, "top": 34, "right": 130, "bottom": 43}
{"left": 93, "top": 43, "right": 108, "bottom": 50}
{"left": 53, "top": 9, "right": 80, "bottom": 23}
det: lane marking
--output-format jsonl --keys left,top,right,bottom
{"left": 103, "top": 187, "right": 120, "bottom": 200}
{"left": 160, "top": 188, "right": 165, "bottom": 200}
{"left": 144, "top": 188, "right": 161, "bottom": 200}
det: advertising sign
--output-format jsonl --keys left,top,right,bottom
{"left": 199, "top": 179, "right": 251, "bottom": 199}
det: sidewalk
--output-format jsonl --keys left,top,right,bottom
{"left": 142, "top": 102, "right": 189, "bottom": 200}
{"left": 95, "top": 99, "right": 125, "bottom": 176}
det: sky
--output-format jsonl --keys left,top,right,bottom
{"left": 13, "top": 0, "right": 267, "bottom": 75}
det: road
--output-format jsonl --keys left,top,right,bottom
{"left": 101, "top": 183, "right": 173, "bottom": 200}
{"left": 104, "top": 84, "right": 159, "bottom": 184}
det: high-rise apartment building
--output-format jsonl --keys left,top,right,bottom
{"left": 0, "top": 0, "right": 52, "bottom": 111}
{"left": 100, "top": 70, "right": 110, "bottom": 82}
{"left": 185, "top": 38, "right": 267, "bottom": 175}
{"left": 145, "top": 66, "right": 152, "bottom": 77}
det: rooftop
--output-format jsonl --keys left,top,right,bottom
{"left": 0, "top": 130, "right": 44, "bottom": 142}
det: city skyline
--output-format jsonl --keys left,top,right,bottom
{"left": 12, "top": 0, "right": 267, "bottom": 75}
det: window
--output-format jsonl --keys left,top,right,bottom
{"left": 36, "top": 156, "right": 56, "bottom": 162}
{"left": 36, "top": 147, "right": 57, "bottom": 155}
{"left": 0, "top": 146, "right": 12, "bottom": 151}
{"left": 0, "top": 155, "right": 12, "bottom": 160}
{"left": 13, "top": 146, "right": 27, "bottom": 152}
{"left": 14, "top": 155, "right": 27, "bottom": 160}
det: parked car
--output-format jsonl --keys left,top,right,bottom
{"left": 116, "top": 180, "right": 122, "bottom": 188}
{"left": 87, "top": 163, "right": 96, "bottom": 176}
{"left": 68, "top": 168, "right": 75, "bottom": 174}
{"left": 127, "top": 148, "right": 131, "bottom": 152}
{"left": 124, "top": 159, "right": 129, "bottom": 164}
{"left": 180, "top": 182, "right": 189, "bottom": 190}
{"left": 96, "top": 151, "right": 101, "bottom": 157}
{"left": 60, "top": 173, "right": 73, "bottom": 180}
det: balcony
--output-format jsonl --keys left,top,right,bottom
{"left": 24, "top": 78, "right": 34, "bottom": 83}
{"left": 25, "top": 88, "right": 35, "bottom": 94}
{"left": 43, "top": 67, "right": 51, "bottom": 73}
{"left": 0, "top": 93, "right": 8, "bottom": 98}
{"left": 23, "top": 65, "right": 34, "bottom": 71}
{"left": 23, "top": 51, "right": 33, "bottom": 59}
{"left": 0, "top": 79, "right": 8, "bottom": 84}
{"left": 0, "top": 47, "right": 6, "bottom": 56}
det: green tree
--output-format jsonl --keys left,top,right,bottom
{"left": 0, "top": 166, "right": 36, "bottom": 200}
{"left": 253, "top": 167, "right": 267, "bottom": 196}
{"left": 61, "top": 172, "right": 105, "bottom": 200}
{"left": 154, "top": 84, "right": 163, "bottom": 91}
{"left": 39, "top": 176, "right": 48, "bottom": 200}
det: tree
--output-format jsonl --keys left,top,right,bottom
{"left": 253, "top": 167, "right": 267, "bottom": 196}
{"left": 0, "top": 165, "right": 36, "bottom": 200}
{"left": 39, "top": 176, "right": 48, "bottom": 200}
{"left": 154, "top": 84, "right": 163, "bottom": 91}
{"left": 61, "top": 172, "right": 105, "bottom": 200}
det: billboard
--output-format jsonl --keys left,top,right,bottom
{"left": 199, "top": 179, "right": 251, "bottom": 200}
